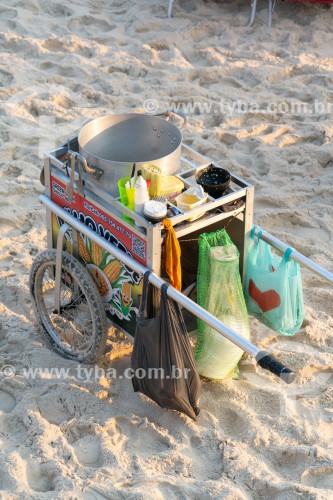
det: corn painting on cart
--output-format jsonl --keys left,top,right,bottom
{"left": 29, "top": 137, "right": 333, "bottom": 383}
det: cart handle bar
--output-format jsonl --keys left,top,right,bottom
{"left": 40, "top": 195, "right": 295, "bottom": 384}
{"left": 252, "top": 226, "right": 333, "bottom": 286}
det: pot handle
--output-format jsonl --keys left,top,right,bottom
{"left": 66, "top": 151, "right": 85, "bottom": 202}
{"left": 76, "top": 153, "right": 104, "bottom": 180}
{"left": 156, "top": 109, "right": 188, "bottom": 131}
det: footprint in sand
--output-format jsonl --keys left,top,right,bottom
{"left": 255, "top": 198, "right": 281, "bottom": 210}
{"left": 0, "top": 390, "right": 16, "bottom": 413}
{"left": 301, "top": 469, "right": 333, "bottom": 490}
{"left": 186, "top": 434, "right": 223, "bottom": 480}
{"left": 26, "top": 461, "right": 58, "bottom": 493}
{"left": 64, "top": 422, "right": 103, "bottom": 467}
{"left": 135, "top": 22, "right": 162, "bottom": 34}
{"left": 215, "top": 406, "right": 251, "bottom": 438}
{"left": 0, "top": 468, "right": 14, "bottom": 491}
{"left": 147, "top": 40, "right": 170, "bottom": 51}
{"left": 112, "top": 415, "right": 223, "bottom": 480}
{"left": 43, "top": 3, "right": 73, "bottom": 17}
{"left": 279, "top": 133, "right": 325, "bottom": 148}
{"left": 114, "top": 416, "right": 172, "bottom": 455}
{"left": 73, "top": 15, "right": 112, "bottom": 32}
{"left": 0, "top": 69, "right": 13, "bottom": 87}
{"left": 42, "top": 38, "right": 65, "bottom": 52}
{"left": 269, "top": 445, "right": 311, "bottom": 469}
{"left": 0, "top": 327, "right": 8, "bottom": 348}
{"left": 0, "top": 217, "right": 27, "bottom": 237}
{"left": 0, "top": 7, "right": 17, "bottom": 19}
{"left": 73, "top": 435, "right": 102, "bottom": 467}
{"left": 246, "top": 388, "right": 281, "bottom": 417}
{"left": 37, "top": 61, "right": 89, "bottom": 79}
{"left": 38, "top": 399, "right": 71, "bottom": 425}
{"left": 218, "top": 132, "right": 238, "bottom": 146}
{"left": 232, "top": 69, "right": 262, "bottom": 89}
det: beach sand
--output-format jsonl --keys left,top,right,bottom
{"left": 0, "top": 0, "right": 332, "bottom": 497}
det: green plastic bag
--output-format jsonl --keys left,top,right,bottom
{"left": 244, "top": 227, "right": 304, "bottom": 335}
{"left": 196, "top": 229, "right": 250, "bottom": 380}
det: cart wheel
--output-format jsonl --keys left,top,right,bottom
{"left": 30, "top": 249, "right": 108, "bottom": 363}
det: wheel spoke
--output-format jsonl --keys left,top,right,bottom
{"left": 30, "top": 250, "right": 107, "bottom": 363}
{"left": 37, "top": 263, "right": 95, "bottom": 354}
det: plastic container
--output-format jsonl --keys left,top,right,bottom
{"left": 118, "top": 177, "right": 130, "bottom": 205}
{"left": 143, "top": 200, "right": 167, "bottom": 223}
{"left": 126, "top": 187, "right": 135, "bottom": 212}
{"left": 176, "top": 185, "right": 208, "bottom": 221}
{"left": 160, "top": 176, "right": 184, "bottom": 201}
{"left": 196, "top": 165, "right": 231, "bottom": 198}
{"left": 134, "top": 171, "right": 149, "bottom": 226}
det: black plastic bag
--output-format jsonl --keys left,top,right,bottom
{"left": 131, "top": 271, "right": 200, "bottom": 420}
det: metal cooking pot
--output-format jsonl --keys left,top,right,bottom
{"left": 78, "top": 110, "right": 188, "bottom": 196}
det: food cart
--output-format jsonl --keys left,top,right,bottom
{"left": 29, "top": 119, "right": 333, "bottom": 385}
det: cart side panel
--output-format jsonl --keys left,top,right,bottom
{"left": 49, "top": 175, "right": 144, "bottom": 336}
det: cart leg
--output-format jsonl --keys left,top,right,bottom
{"left": 146, "top": 223, "right": 162, "bottom": 275}
{"left": 242, "top": 185, "right": 254, "bottom": 285}
{"left": 182, "top": 281, "right": 196, "bottom": 297}
{"left": 168, "top": 0, "right": 174, "bottom": 18}
{"left": 247, "top": 0, "right": 258, "bottom": 27}
{"left": 267, "top": 0, "right": 276, "bottom": 28}
{"left": 71, "top": 228, "right": 80, "bottom": 299}
{"left": 71, "top": 228, "right": 79, "bottom": 259}
{"left": 54, "top": 223, "right": 71, "bottom": 313}
{"left": 43, "top": 157, "right": 54, "bottom": 251}
{"left": 267, "top": 0, "right": 273, "bottom": 28}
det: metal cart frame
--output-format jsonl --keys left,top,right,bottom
{"left": 30, "top": 137, "right": 326, "bottom": 384}
{"left": 42, "top": 138, "right": 255, "bottom": 339}
{"left": 30, "top": 135, "right": 333, "bottom": 385}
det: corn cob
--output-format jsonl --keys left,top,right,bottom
{"left": 155, "top": 172, "right": 162, "bottom": 196}
{"left": 122, "top": 281, "right": 131, "bottom": 299}
{"left": 103, "top": 260, "right": 122, "bottom": 282}
{"left": 78, "top": 236, "right": 92, "bottom": 263}
{"left": 91, "top": 241, "right": 103, "bottom": 266}
{"left": 143, "top": 164, "right": 161, "bottom": 197}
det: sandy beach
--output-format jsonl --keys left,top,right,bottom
{"left": 0, "top": 0, "right": 333, "bottom": 497}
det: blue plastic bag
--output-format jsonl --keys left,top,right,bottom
{"left": 245, "top": 228, "right": 304, "bottom": 335}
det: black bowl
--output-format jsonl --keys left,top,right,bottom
{"left": 196, "top": 165, "right": 231, "bottom": 198}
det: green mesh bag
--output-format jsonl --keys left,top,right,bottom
{"left": 195, "top": 229, "right": 250, "bottom": 380}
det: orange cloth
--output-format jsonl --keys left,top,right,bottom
{"left": 162, "top": 218, "right": 182, "bottom": 291}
